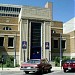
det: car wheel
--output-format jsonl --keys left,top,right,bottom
{"left": 48, "top": 68, "right": 51, "bottom": 73}
{"left": 63, "top": 69, "right": 67, "bottom": 72}
{"left": 39, "top": 68, "right": 44, "bottom": 74}
{"left": 25, "top": 71, "right": 29, "bottom": 74}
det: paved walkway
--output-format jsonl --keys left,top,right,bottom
{"left": 0, "top": 67, "right": 20, "bottom": 71}
{"left": 52, "top": 67, "right": 63, "bottom": 71}
{"left": 0, "top": 67, "right": 63, "bottom": 71}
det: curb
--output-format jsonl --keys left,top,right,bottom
{"left": 0, "top": 67, "right": 63, "bottom": 71}
{"left": 0, "top": 68, "right": 20, "bottom": 71}
{"left": 52, "top": 67, "right": 63, "bottom": 71}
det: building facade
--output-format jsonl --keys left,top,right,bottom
{"left": 0, "top": 4, "right": 21, "bottom": 64}
{"left": 0, "top": 2, "right": 71, "bottom": 65}
{"left": 63, "top": 17, "right": 75, "bottom": 58}
{"left": 51, "top": 21, "right": 70, "bottom": 60}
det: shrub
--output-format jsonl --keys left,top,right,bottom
{"left": 72, "top": 58, "right": 75, "bottom": 60}
{"left": 16, "top": 64, "right": 20, "bottom": 67}
{"left": 62, "top": 56, "right": 70, "bottom": 65}
{"left": 5, "top": 56, "right": 14, "bottom": 68}
{"left": 53, "top": 56, "right": 70, "bottom": 67}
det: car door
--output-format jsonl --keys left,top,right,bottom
{"left": 41, "top": 59, "right": 48, "bottom": 71}
{"left": 44, "top": 59, "right": 50, "bottom": 70}
{"left": 41, "top": 59, "right": 46, "bottom": 70}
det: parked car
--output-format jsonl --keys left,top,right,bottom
{"left": 20, "top": 59, "right": 52, "bottom": 74}
{"left": 63, "top": 60, "right": 75, "bottom": 72}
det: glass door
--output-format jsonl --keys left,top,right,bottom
{"left": 30, "top": 22, "right": 41, "bottom": 59}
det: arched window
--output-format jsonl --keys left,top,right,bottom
{"left": 3, "top": 27, "right": 12, "bottom": 30}
{"left": 51, "top": 30, "right": 56, "bottom": 34}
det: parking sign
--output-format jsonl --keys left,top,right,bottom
{"left": 45, "top": 42, "right": 49, "bottom": 49}
{"left": 22, "top": 41, "right": 27, "bottom": 49}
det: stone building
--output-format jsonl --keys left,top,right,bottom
{"left": 0, "top": 2, "right": 71, "bottom": 65}
{"left": 51, "top": 21, "right": 70, "bottom": 60}
{"left": 63, "top": 17, "right": 75, "bottom": 59}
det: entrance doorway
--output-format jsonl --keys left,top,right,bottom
{"left": 30, "top": 22, "right": 41, "bottom": 59}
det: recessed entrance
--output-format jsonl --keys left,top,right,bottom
{"left": 30, "top": 22, "right": 41, "bottom": 59}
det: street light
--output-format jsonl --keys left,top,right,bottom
{"left": 60, "top": 33, "right": 62, "bottom": 68}
{"left": 52, "top": 29, "right": 62, "bottom": 68}
{"left": 14, "top": 33, "right": 17, "bottom": 67}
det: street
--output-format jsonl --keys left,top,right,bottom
{"left": 0, "top": 70, "right": 75, "bottom": 75}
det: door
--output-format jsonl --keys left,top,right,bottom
{"left": 31, "top": 47, "right": 41, "bottom": 59}
{"left": 30, "top": 22, "right": 41, "bottom": 59}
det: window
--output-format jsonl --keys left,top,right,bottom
{"left": 54, "top": 40, "right": 58, "bottom": 48}
{"left": 0, "top": 13, "right": 19, "bottom": 17}
{"left": 8, "top": 37, "right": 14, "bottom": 47}
{"left": 0, "top": 37, "right": 4, "bottom": 46}
{"left": 31, "top": 22, "right": 41, "bottom": 47}
{"left": 62, "top": 40, "right": 66, "bottom": 48}
{"left": 3, "top": 27, "right": 12, "bottom": 30}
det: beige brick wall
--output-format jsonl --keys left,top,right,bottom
{"left": 0, "top": 25, "right": 18, "bottom": 31}
{"left": 62, "top": 34, "right": 70, "bottom": 53}
{"left": 51, "top": 21, "right": 63, "bottom": 28}
{"left": 51, "top": 21, "right": 71, "bottom": 58}
{"left": 69, "top": 31, "right": 75, "bottom": 53}
{"left": 0, "top": 33, "right": 20, "bottom": 52}
{"left": 51, "top": 28, "right": 63, "bottom": 33}
{"left": 51, "top": 21, "right": 63, "bottom": 34}
{"left": 0, "top": 16, "right": 18, "bottom": 31}
{"left": 51, "top": 33, "right": 70, "bottom": 59}
{"left": 0, "top": 17, "right": 18, "bottom": 24}
{"left": 0, "top": 16, "right": 20, "bottom": 55}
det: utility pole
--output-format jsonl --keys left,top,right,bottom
{"left": 60, "top": 33, "right": 62, "bottom": 69}
{"left": 14, "top": 33, "right": 17, "bottom": 67}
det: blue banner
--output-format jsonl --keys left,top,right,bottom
{"left": 22, "top": 41, "right": 27, "bottom": 49}
{"left": 45, "top": 42, "right": 49, "bottom": 49}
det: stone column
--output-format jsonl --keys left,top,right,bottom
{"left": 20, "top": 19, "right": 28, "bottom": 63}
{"left": 45, "top": 21, "right": 51, "bottom": 61}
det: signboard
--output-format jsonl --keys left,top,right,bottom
{"left": 22, "top": 41, "right": 27, "bottom": 49}
{"left": 45, "top": 42, "right": 49, "bottom": 49}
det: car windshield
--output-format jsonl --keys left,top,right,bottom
{"left": 66, "top": 60, "right": 75, "bottom": 63}
{"left": 27, "top": 59, "right": 40, "bottom": 64}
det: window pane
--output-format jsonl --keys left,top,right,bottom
{"left": 31, "top": 22, "right": 41, "bottom": 47}
{"left": 8, "top": 27, "right": 11, "bottom": 30}
{"left": 54, "top": 40, "right": 58, "bottom": 48}
{"left": 3, "top": 27, "right": 5, "bottom": 30}
{"left": 3, "top": 27, "right": 12, "bottom": 30}
{"left": 62, "top": 40, "right": 66, "bottom": 48}
{"left": 0, "top": 37, "right": 4, "bottom": 46}
{"left": 6, "top": 27, "right": 8, "bottom": 30}
{"left": 8, "top": 38, "right": 14, "bottom": 47}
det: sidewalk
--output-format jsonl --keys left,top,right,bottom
{"left": 52, "top": 67, "right": 63, "bottom": 71}
{"left": 0, "top": 67, "right": 63, "bottom": 71}
{"left": 0, "top": 67, "right": 20, "bottom": 71}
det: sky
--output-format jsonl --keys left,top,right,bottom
{"left": 0, "top": 0, "right": 75, "bottom": 23}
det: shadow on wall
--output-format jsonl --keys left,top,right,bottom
{"left": 51, "top": 48, "right": 64, "bottom": 61}
{"left": 0, "top": 46, "right": 14, "bottom": 67}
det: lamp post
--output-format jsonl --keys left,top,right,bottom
{"left": 60, "top": 33, "right": 62, "bottom": 69}
{"left": 14, "top": 33, "right": 17, "bottom": 67}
